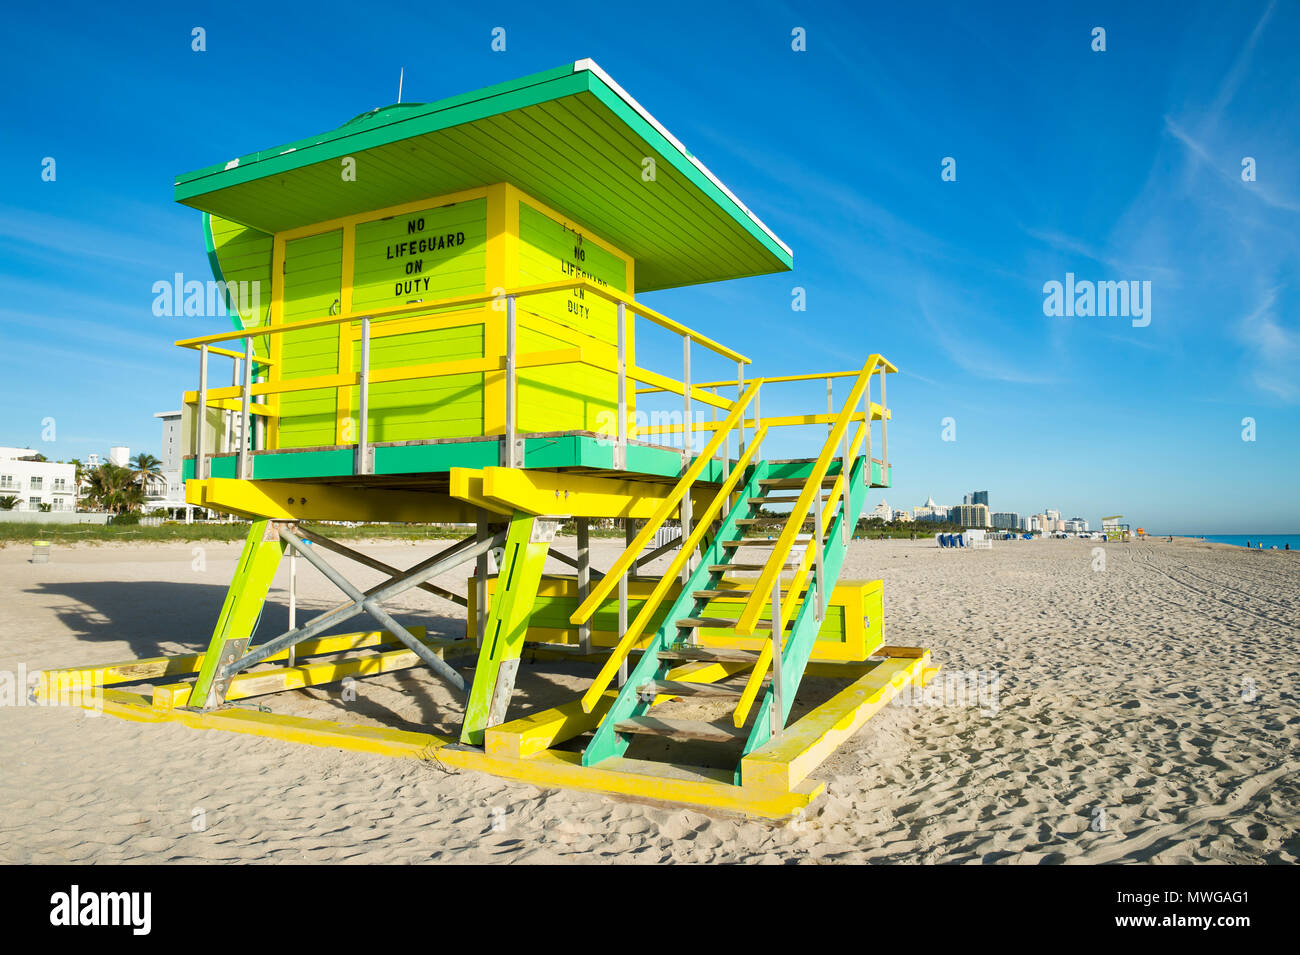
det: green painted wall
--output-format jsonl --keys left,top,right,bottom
{"left": 351, "top": 198, "right": 487, "bottom": 441}
{"left": 515, "top": 200, "right": 625, "bottom": 434}
{"left": 277, "top": 229, "right": 342, "bottom": 448}
{"left": 205, "top": 214, "right": 273, "bottom": 357}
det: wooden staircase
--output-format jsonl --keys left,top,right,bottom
{"left": 581, "top": 448, "right": 874, "bottom": 778}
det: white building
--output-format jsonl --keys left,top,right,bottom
{"left": 914, "top": 496, "right": 948, "bottom": 522}
{"left": 0, "top": 448, "right": 78, "bottom": 512}
{"left": 869, "top": 499, "right": 892, "bottom": 520}
{"left": 152, "top": 412, "right": 199, "bottom": 520}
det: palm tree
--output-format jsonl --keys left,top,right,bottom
{"left": 131, "top": 453, "right": 164, "bottom": 496}
{"left": 85, "top": 462, "right": 140, "bottom": 514}
{"left": 0, "top": 496, "right": 17, "bottom": 511}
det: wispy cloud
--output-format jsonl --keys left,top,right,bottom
{"left": 1236, "top": 286, "right": 1300, "bottom": 400}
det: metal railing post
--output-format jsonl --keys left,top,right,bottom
{"left": 505, "top": 296, "right": 519, "bottom": 469}
{"left": 813, "top": 484, "right": 825, "bottom": 622}
{"left": 287, "top": 549, "right": 297, "bottom": 668}
{"left": 577, "top": 518, "right": 591, "bottom": 654}
{"left": 616, "top": 301, "right": 627, "bottom": 470}
{"left": 679, "top": 336, "right": 693, "bottom": 580}
{"left": 356, "top": 316, "right": 371, "bottom": 475}
{"left": 865, "top": 371, "right": 874, "bottom": 487}
{"left": 880, "top": 369, "right": 888, "bottom": 479}
{"left": 840, "top": 389, "right": 853, "bottom": 544}
{"left": 196, "top": 344, "right": 208, "bottom": 481}
{"left": 618, "top": 518, "right": 633, "bottom": 684}
{"left": 682, "top": 336, "right": 692, "bottom": 460}
{"left": 736, "top": 362, "right": 746, "bottom": 458}
{"left": 475, "top": 512, "right": 488, "bottom": 648}
{"left": 827, "top": 376, "right": 834, "bottom": 439}
{"left": 715, "top": 387, "right": 727, "bottom": 488}
{"left": 770, "top": 577, "right": 785, "bottom": 737}
{"left": 239, "top": 338, "right": 253, "bottom": 479}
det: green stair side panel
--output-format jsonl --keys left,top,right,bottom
{"left": 738, "top": 451, "right": 871, "bottom": 773}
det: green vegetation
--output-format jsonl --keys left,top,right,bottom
{"left": 0, "top": 520, "right": 475, "bottom": 548}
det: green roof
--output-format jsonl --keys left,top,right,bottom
{"left": 174, "top": 60, "right": 793, "bottom": 292}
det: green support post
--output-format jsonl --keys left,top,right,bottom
{"left": 188, "top": 519, "right": 287, "bottom": 709}
{"left": 459, "top": 511, "right": 555, "bottom": 745}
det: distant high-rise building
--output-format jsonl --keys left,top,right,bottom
{"left": 971, "top": 490, "right": 989, "bottom": 508}
{"left": 952, "top": 503, "right": 990, "bottom": 528}
{"left": 992, "top": 511, "right": 1019, "bottom": 530}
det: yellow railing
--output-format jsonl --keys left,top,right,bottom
{"left": 577, "top": 422, "right": 769, "bottom": 714}
{"left": 732, "top": 417, "right": 869, "bottom": 725}
{"left": 176, "top": 279, "right": 756, "bottom": 477}
{"left": 733, "top": 356, "right": 894, "bottom": 637}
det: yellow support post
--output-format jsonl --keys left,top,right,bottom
{"left": 459, "top": 512, "right": 556, "bottom": 745}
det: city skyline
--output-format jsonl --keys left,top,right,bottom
{"left": 2, "top": 3, "right": 1297, "bottom": 534}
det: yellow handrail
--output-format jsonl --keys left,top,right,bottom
{"left": 733, "top": 356, "right": 887, "bottom": 636}
{"left": 173, "top": 279, "right": 751, "bottom": 365}
{"left": 732, "top": 419, "right": 868, "bottom": 725}
{"left": 578, "top": 426, "right": 769, "bottom": 713}
{"left": 569, "top": 380, "right": 762, "bottom": 628}
{"left": 182, "top": 347, "right": 589, "bottom": 404}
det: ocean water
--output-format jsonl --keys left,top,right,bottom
{"left": 1170, "top": 534, "right": 1300, "bottom": 551}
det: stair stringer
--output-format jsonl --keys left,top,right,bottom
{"left": 734, "top": 451, "right": 872, "bottom": 780}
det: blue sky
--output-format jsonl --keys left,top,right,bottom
{"left": 1, "top": 0, "right": 1297, "bottom": 533}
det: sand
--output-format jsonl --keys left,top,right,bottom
{"left": 1, "top": 534, "right": 1296, "bottom": 864}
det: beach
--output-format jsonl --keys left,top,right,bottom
{"left": 1, "top": 535, "right": 1296, "bottom": 864}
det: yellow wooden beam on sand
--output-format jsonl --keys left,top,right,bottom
{"left": 485, "top": 691, "right": 619, "bottom": 759}
{"left": 55, "top": 646, "right": 936, "bottom": 819}
{"left": 33, "top": 628, "right": 429, "bottom": 700}
{"left": 152, "top": 637, "right": 472, "bottom": 711}
{"left": 483, "top": 659, "right": 752, "bottom": 759}
{"left": 187, "top": 478, "right": 480, "bottom": 522}
{"left": 84, "top": 691, "right": 820, "bottom": 817}
{"left": 740, "top": 653, "right": 932, "bottom": 793}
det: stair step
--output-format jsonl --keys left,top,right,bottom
{"left": 708, "top": 562, "right": 799, "bottom": 572}
{"left": 656, "top": 645, "right": 762, "bottom": 663}
{"left": 691, "top": 586, "right": 806, "bottom": 600}
{"left": 613, "top": 716, "right": 746, "bottom": 743}
{"left": 722, "top": 537, "right": 816, "bottom": 548}
{"left": 677, "top": 616, "right": 787, "bottom": 631}
{"left": 758, "top": 477, "right": 839, "bottom": 489}
{"left": 735, "top": 518, "right": 785, "bottom": 527}
{"left": 638, "top": 679, "right": 744, "bottom": 699}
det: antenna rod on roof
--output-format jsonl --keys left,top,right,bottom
{"left": 397, "top": 67, "right": 404, "bottom": 104}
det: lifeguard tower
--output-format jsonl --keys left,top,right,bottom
{"left": 40, "top": 61, "right": 934, "bottom": 817}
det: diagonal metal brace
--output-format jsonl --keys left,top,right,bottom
{"left": 296, "top": 526, "right": 470, "bottom": 607}
{"left": 275, "top": 528, "right": 471, "bottom": 694}
{"left": 220, "top": 530, "right": 503, "bottom": 692}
